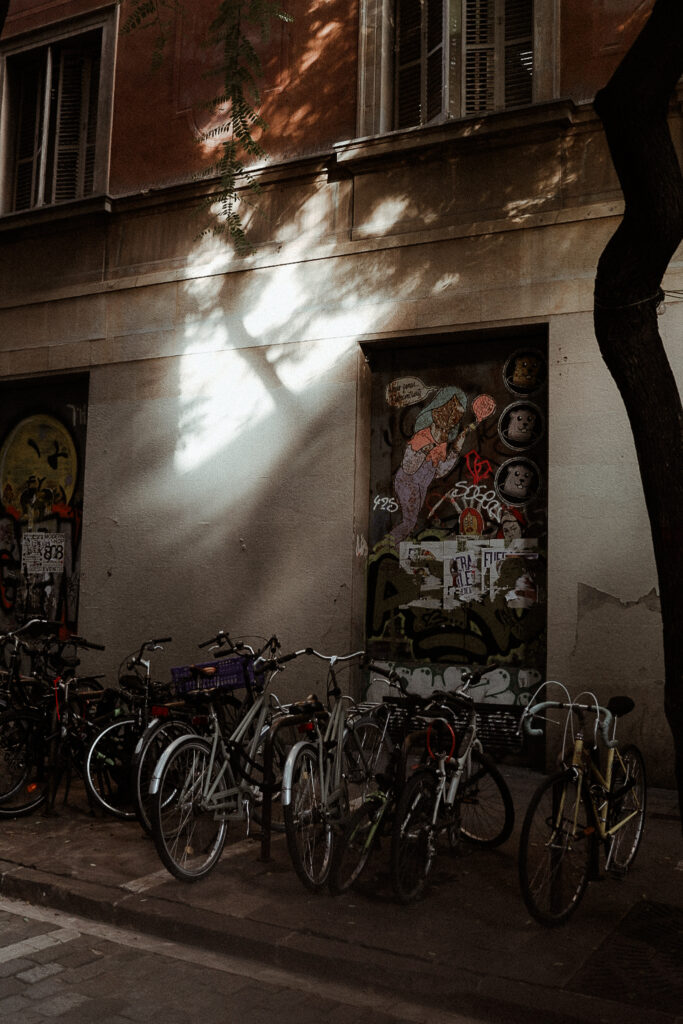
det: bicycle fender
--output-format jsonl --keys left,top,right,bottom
{"left": 280, "top": 740, "right": 317, "bottom": 806}
{"left": 148, "top": 734, "right": 207, "bottom": 795}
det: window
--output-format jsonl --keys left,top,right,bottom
{"left": 0, "top": 12, "right": 116, "bottom": 216}
{"left": 357, "top": 0, "right": 556, "bottom": 136}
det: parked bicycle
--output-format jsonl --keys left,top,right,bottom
{"left": 0, "top": 630, "right": 113, "bottom": 816}
{"left": 281, "top": 648, "right": 393, "bottom": 891}
{"left": 390, "top": 664, "right": 515, "bottom": 903}
{"left": 148, "top": 634, "right": 298, "bottom": 881}
{"left": 84, "top": 635, "right": 179, "bottom": 823}
{"left": 517, "top": 683, "right": 646, "bottom": 926}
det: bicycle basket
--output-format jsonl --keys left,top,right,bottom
{"left": 171, "top": 655, "right": 255, "bottom": 696}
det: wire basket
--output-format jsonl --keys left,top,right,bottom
{"left": 171, "top": 655, "right": 255, "bottom": 696}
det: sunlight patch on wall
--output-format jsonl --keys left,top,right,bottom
{"left": 267, "top": 337, "right": 355, "bottom": 393}
{"left": 175, "top": 344, "right": 274, "bottom": 473}
{"left": 362, "top": 197, "right": 412, "bottom": 235}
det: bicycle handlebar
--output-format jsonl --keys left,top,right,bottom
{"left": 522, "top": 699, "right": 618, "bottom": 748}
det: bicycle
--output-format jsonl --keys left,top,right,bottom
{"left": 517, "top": 683, "right": 646, "bottom": 926}
{"left": 84, "top": 635, "right": 181, "bottom": 823}
{"left": 390, "top": 664, "right": 515, "bottom": 903}
{"left": 280, "top": 648, "right": 393, "bottom": 892}
{"left": 148, "top": 635, "right": 298, "bottom": 881}
{"left": 0, "top": 631, "right": 112, "bottom": 816}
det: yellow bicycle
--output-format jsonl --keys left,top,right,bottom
{"left": 518, "top": 687, "right": 646, "bottom": 926}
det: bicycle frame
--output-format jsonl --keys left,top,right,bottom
{"left": 149, "top": 684, "right": 276, "bottom": 822}
{"left": 523, "top": 696, "right": 644, "bottom": 867}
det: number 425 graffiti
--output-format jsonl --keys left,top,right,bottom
{"left": 373, "top": 496, "right": 399, "bottom": 514}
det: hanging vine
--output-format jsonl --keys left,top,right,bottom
{"left": 119, "top": 0, "right": 292, "bottom": 251}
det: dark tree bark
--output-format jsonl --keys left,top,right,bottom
{"left": 593, "top": 0, "right": 683, "bottom": 832}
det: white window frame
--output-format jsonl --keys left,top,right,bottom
{"left": 357, "top": 0, "right": 559, "bottom": 137}
{"left": 0, "top": 7, "right": 118, "bottom": 216}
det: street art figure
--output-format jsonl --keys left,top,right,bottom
{"left": 504, "top": 349, "right": 545, "bottom": 396}
{"left": 495, "top": 458, "right": 540, "bottom": 506}
{"left": 390, "top": 386, "right": 469, "bottom": 545}
{"left": 499, "top": 402, "right": 543, "bottom": 450}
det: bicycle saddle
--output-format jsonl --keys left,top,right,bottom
{"left": 607, "top": 696, "right": 635, "bottom": 718}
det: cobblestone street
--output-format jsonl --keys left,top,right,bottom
{"left": 0, "top": 897, "right": 485, "bottom": 1024}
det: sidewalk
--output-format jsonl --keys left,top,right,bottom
{"left": 0, "top": 767, "right": 680, "bottom": 1024}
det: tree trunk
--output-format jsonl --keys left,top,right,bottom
{"left": 593, "top": 0, "right": 683, "bottom": 832}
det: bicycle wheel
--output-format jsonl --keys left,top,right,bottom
{"left": 283, "top": 743, "right": 333, "bottom": 890}
{"left": 329, "top": 794, "right": 386, "bottom": 894}
{"left": 608, "top": 744, "right": 646, "bottom": 873}
{"left": 343, "top": 714, "right": 391, "bottom": 810}
{"left": 518, "top": 770, "right": 593, "bottom": 926}
{"left": 151, "top": 736, "right": 229, "bottom": 881}
{"left": 0, "top": 709, "right": 49, "bottom": 817}
{"left": 132, "top": 716, "right": 196, "bottom": 835}
{"left": 85, "top": 716, "right": 139, "bottom": 819}
{"left": 391, "top": 769, "right": 436, "bottom": 904}
{"left": 459, "top": 749, "right": 514, "bottom": 847}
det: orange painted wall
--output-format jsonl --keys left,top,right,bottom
{"left": 2, "top": 0, "right": 655, "bottom": 196}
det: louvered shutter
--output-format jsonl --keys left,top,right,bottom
{"left": 464, "top": 0, "right": 495, "bottom": 115}
{"left": 463, "top": 0, "right": 533, "bottom": 115}
{"left": 51, "top": 47, "right": 100, "bottom": 203}
{"left": 396, "top": 0, "right": 423, "bottom": 128}
{"left": 13, "top": 55, "right": 46, "bottom": 210}
{"left": 396, "top": 0, "right": 445, "bottom": 128}
{"left": 504, "top": 0, "right": 533, "bottom": 107}
{"left": 426, "top": 0, "right": 444, "bottom": 122}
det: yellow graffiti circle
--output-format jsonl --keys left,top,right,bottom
{"left": 0, "top": 415, "right": 78, "bottom": 511}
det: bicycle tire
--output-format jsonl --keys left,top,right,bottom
{"left": 329, "top": 794, "right": 385, "bottom": 895}
{"left": 250, "top": 716, "right": 299, "bottom": 834}
{"left": 391, "top": 769, "right": 436, "bottom": 904}
{"left": 0, "top": 709, "right": 49, "bottom": 817}
{"left": 608, "top": 743, "right": 646, "bottom": 873}
{"left": 85, "top": 716, "right": 139, "bottom": 819}
{"left": 518, "top": 769, "right": 593, "bottom": 926}
{"left": 151, "top": 735, "right": 229, "bottom": 881}
{"left": 459, "top": 749, "right": 514, "bottom": 847}
{"left": 343, "top": 714, "right": 391, "bottom": 806}
{"left": 283, "top": 742, "right": 333, "bottom": 890}
{"left": 132, "top": 716, "right": 196, "bottom": 835}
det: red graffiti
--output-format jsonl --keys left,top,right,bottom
{"left": 465, "top": 451, "right": 493, "bottom": 486}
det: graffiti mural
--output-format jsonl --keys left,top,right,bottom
{"left": 0, "top": 375, "right": 89, "bottom": 632}
{"left": 365, "top": 337, "right": 547, "bottom": 703}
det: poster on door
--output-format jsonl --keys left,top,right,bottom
{"left": 365, "top": 336, "right": 547, "bottom": 705}
{"left": 0, "top": 374, "right": 88, "bottom": 632}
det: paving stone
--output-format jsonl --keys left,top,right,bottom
{"left": 0, "top": 957, "right": 35, "bottom": 977}
{"left": 34, "top": 990, "right": 91, "bottom": 1016}
{"left": 17, "top": 962, "right": 64, "bottom": 983}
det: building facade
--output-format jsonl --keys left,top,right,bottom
{"left": 0, "top": 0, "right": 680, "bottom": 782}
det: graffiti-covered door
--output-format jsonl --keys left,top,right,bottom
{"left": 365, "top": 335, "right": 547, "bottom": 706}
{"left": 0, "top": 375, "right": 89, "bottom": 631}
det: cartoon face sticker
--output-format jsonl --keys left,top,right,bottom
{"left": 504, "top": 349, "right": 545, "bottom": 396}
{"left": 499, "top": 402, "right": 544, "bottom": 451}
{"left": 495, "top": 458, "right": 541, "bottom": 506}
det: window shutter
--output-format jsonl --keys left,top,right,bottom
{"left": 396, "top": 0, "right": 423, "bottom": 128}
{"left": 464, "top": 0, "right": 495, "bottom": 115}
{"left": 426, "top": 0, "right": 444, "bottom": 122}
{"left": 396, "top": 0, "right": 445, "bottom": 128}
{"left": 504, "top": 0, "right": 533, "bottom": 108}
{"left": 51, "top": 46, "right": 100, "bottom": 203}
{"left": 13, "top": 57, "right": 46, "bottom": 210}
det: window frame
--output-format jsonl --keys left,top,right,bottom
{"left": 0, "top": 7, "right": 118, "bottom": 217}
{"left": 357, "top": 0, "right": 559, "bottom": 137}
